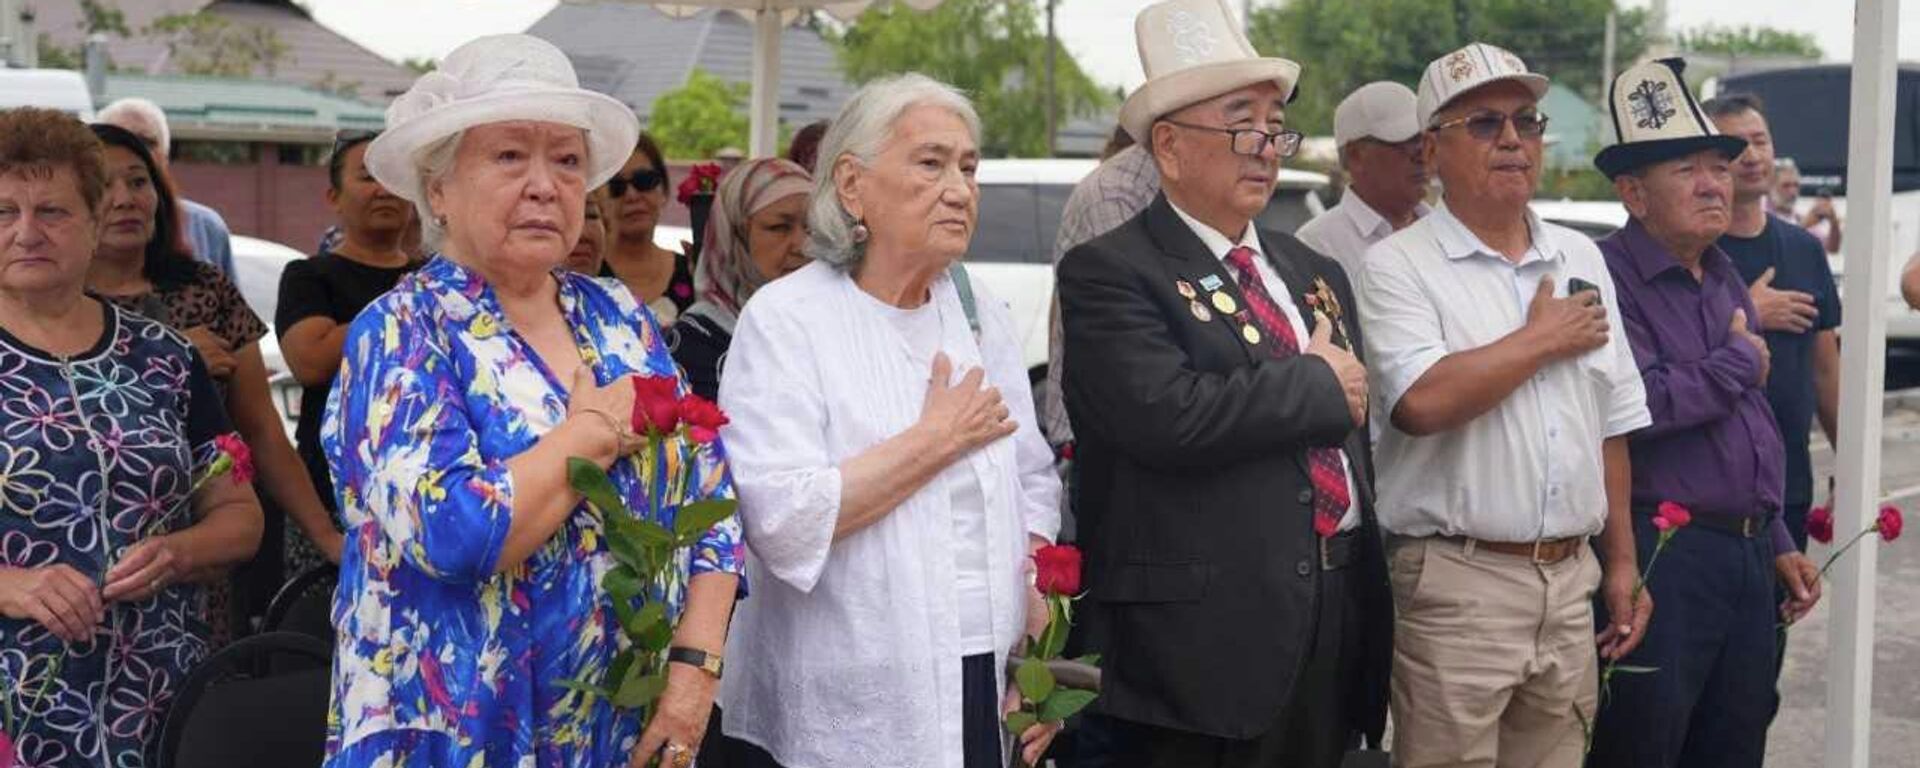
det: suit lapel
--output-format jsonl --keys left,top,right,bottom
{"left": 1144, "top": 197, "right": 1268, "bottom": 364}
{"left": 1259, "top": 231, "right": 1320, "bottom": 339}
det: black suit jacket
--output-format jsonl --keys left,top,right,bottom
{"left": 1057, "top": 194, "right": 1390, "bottom": 742}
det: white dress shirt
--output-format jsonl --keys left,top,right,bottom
{"left": 1295, "top": 187, "right": 1432, "bottom": 283}
{"left": 1357, "top": 203, "right": 1651, "bottom": 542}
{"left": 1169, "top": 200, "right": 1361, "bottom": 532}
{"left": 718, "top": 261, "right": 1062, "bottom": 768}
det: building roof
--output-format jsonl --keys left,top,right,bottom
{"left": 102, "top": 71, "right": 386, "bottom": 143}
{"left": 32, "top": 0, "right": 417, "bottom": 101}
{"left": 528, "top": 3, "right": 852, "bottom": 130}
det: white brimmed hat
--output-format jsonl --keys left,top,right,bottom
{"left": 1333, "top": 81, "right": 1420, "bottom": 146}
{"left": 365, "top": 34, "right": 640, "bottom": 207}
{"left": 1118, "top": 0, "right": 1300, "bottom": 142}
{"left": 1415, "top": 42, "right": 1550, "bottom": 128}
{"left": 1593, "top": 58, "right": 1747, "bottom": 179}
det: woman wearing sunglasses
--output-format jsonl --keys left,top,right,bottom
{"left": 605, "top": 132, "right": 696, "bottom": 326}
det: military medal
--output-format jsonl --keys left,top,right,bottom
{"left": 1306, "top": 277, "right": 1352, "bottom": 350}
{"left": 1211, "top": 291, "right": 1238, "bottom": 314}
{"left": 1175, "top": 280, "right": 1197, "bottom": 299}
{"left": 1190, "top": 300, "right": 1213, "bottom": 322}
{"left": 1241, "top": 323, "right": 1262, "bottom": 345}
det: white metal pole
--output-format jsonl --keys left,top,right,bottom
{"left": 1826, "top": 0, "right": 1898, "bottom": 764}
{"left": 748, "top": 8, "right": 782, "bottom": 157}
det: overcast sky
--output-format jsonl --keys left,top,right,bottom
{"left": 307, "top": 0, "right": 1917, "bottom": 93}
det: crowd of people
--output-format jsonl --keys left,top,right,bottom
{"left": 0, "top": 0, "right": 1907, "bottom": 766}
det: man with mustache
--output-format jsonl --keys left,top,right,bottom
{"left": 1057, "top": 1, "right": 1388, "bottom": 764}
{"left": 1587, "top": 59, "right": 1820, "bottom": 768}
{"left": 1355, "top": 43, "right": 1650, "bottom": 768}
{"left": 1296, "top": 81, "right": 1432, "bottom": 282}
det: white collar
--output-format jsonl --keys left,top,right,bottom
{"left": 1167, "top": 198, "right": 1263, "bottom": 264}
{"left": 1431, "top": 200, "right": 1560, "bottom": 266}
{"left": 1338, "top": 188, "right": 1431, "bottom": 239}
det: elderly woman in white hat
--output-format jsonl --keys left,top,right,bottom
{"left": 322, "top": 34, "right": 744, "bottom": 768}
{"left": 715, "top": 73, "right": 1063, "bottom": 768}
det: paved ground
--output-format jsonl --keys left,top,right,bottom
{"left": 1767, "top": 391, "right": 1920, "bottom": 766}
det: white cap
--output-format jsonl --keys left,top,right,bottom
{"left": 1118, "top": 0, "right": 1300, "bottom": 142}
{"left": 1333, "top": 82, "right": 1420, "bottom": 146}
{"left": 1415, "top": 42, "right": 1550, "bottom": 128}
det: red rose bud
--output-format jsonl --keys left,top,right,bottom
{"left": 681, "top": 395, "right": 731, "bottom": 444}
{"left": 1652, "top": 516, "right": 1673, "bottom": 532}
{"left": 1878, "top": 505, "right": 1903, "bottom": 543}
{"left": 1032, "top": 544, "right": 1082, "bottom": 596}
{"left": 1807, "top": 506, "right": 1834, "bottom": 544}
{"left": 630, "top": 375, "right": 683, "bottom": 437}
{"left": 1655, "top": 501, "right": 1692, "bottom": 529}
{"left": 214, "top": 432, "right": 254, "bottom": 485}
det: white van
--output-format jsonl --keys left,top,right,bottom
{"left": 0, "top": 68, "right": 94, "bottom": 120}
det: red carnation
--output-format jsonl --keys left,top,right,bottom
{"left": 630, "top": 375, "right": 683, "bottom": 437}
{"left": 677, "top": 163, "right": 724, "bottom": 205}
{"left": 214, "top": 432, "right": 254, "bottom": 485}
{"left": 1878, "top": 505, "right": 1903, "bottom": 543}
{"left": 1655, "top": 501, "right": 1692, "bottom": 530}
{"left": 681, "top": 395, "right": 730, "bottom": 444}
{"left": 1032, "top": 544, "right": 1082, "bottom": 597}
{"left": 1652, "top": 516, "right": 1673, "bottom": 532}
{"left": 1807, "top": 506, "right": 1834, "bottom": 544}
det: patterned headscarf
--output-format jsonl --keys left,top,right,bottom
{"left": 685, "top": 157, "right": 813, "bottom": 332}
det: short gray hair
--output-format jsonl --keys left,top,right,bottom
{"left": 806, "top": 73, "right": 981, "bottom": 268}
{"left": 413, "top": 130, "right": 464, "bottom": 251}
{"left": 98, "top": 98, "right": 171, "bottom": 156}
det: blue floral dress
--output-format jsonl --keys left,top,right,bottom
{"left": 321, "top": 257, "right": 746, "bottom": 767}
{"left": 0, "top": 303, "right": 231, "bottom": 768}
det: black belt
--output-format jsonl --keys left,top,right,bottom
{"left": 1637, "top": 507, "right": 1775, "bottom": 539}
{"left": 1320, "top": 530, "right": 1361, "bottom": 571}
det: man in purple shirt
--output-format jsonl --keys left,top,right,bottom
{"left": 1587, "top": 58, "right": 1822, "bottom": 768}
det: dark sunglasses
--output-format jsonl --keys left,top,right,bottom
{"left": 1429, "top": 110, "right": 1550, "bottom": 141}
{"left": 607, "top": 168, "right": 665, "bottom": 198}
{"left": 330, "top": 129, "right": 379, "bottom": 157}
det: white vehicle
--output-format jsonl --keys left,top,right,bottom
{"left": 1531, "top": 198, "right": 1628, "bottom": 239}
{"left": 229, "top": 234, "right": 308, "bottom": 433}
{"left": 0, "top": 68, "right": 94, "bottom": 120}
{"left": 963, "top": 158, "right": 1331, "bottom": 384}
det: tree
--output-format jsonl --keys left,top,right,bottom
{"left": 1679, "top": 24, "right": 1823, "bottom": 60}
{"left": 648, "top": 69, "right": 752, "bottom": 161}
{"left": 1248, "top": 0, "right": 1649, "bottom": 135}
{"left": 146, "top": 14, "right": 288, "bottom": 77}
{"left": 402, "top": 57, "right": 437, "bottom": 75}
{"left": 831, "top": 0, "right": 1112, "bottom": 157}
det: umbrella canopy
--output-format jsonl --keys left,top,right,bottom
{"left": 567, "top": 0, "right": 947, "bottom": 156}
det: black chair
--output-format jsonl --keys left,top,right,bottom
{"left": 153, "top": 631, "right": 332, "bottom": 768}
{"left": 264, "top": 564, "right": 339, "bottom": 643}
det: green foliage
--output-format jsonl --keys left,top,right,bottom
{"left": 1039, "top": 688, "right": 1097, "bottom": 723}
{"left": 1248, "top": 0, "right": 1649, "bottom": 135}
{"left": 402, "top": 57, "right": 438, "bottom": 75}
{"left": 831, "top": 0, "right": 1112, "bottom": 157}
{"left": 649, "top": 69, "right": 752, "bottom": 161}
{"left": 146, "top": 13, "right": 288, "bottom": 77}
{"left": 1539, "top": 167, "right": 1619, "bottom": 200}
{"left": 78, "top": 0, "right": 130, "bottom": 37}
{"left": 1014, "top": 656, "right": 1055, "bottom": 703}
{"left": 1679, "top": 24, "right": 1823, "bottom": 60}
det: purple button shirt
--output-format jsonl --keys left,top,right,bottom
{"left": 1599, "top": 219, "right": 1793, "bottom": 554}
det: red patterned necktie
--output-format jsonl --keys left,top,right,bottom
{"left": 1224, "top": 245, "right": 1350, "bottom": 538}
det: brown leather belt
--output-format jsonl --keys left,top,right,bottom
{"left": 1442, "top": 535, "right": 1585, "bottom": 564}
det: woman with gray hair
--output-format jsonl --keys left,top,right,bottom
{"left": 323, "top": 34, "right": 743, "bottom": 768}
{"left": 716, "top": 74, "right": 1063, "bottom": 768}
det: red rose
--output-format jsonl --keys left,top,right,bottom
{"left": 1878, "top": 505, "right": 1903, "bottom": 543}
{"left": 630, "top": 375, "right": 683, "bottom": 437}
{"left": 214, "top": 432, "right": 254, "bottom": 485}
{"left": 1807, "top": 506, "right": 1834, "bottom": 544}
{"left": 1652, "top": 516, "right": 1673, "bottom": 532}
{"left": 1655, "top": 501, "right": 1692, "bottom": 530}
{"left": 681, "top": 395, "right": 731, "bottom": 444}
{"left": 676, "top": 163, "right": 724, "bottom": 205}
{"left": 1032, "top": 544, "right": 1082, "bottom": 596}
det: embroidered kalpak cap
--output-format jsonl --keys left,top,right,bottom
{"left": 1593, "top": 57, "right": 1748, "bottom": 179}
{"left": 1118, "top": 0, "right": 1301, "bottom": 142}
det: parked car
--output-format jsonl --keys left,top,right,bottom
{"left": 0, "top": 68, "right": 94, "bottom": 120}
{"left": 229, "top": 235, "right": 307, "bottom": 434}
{"left": 963, "top": 157, "right": 1331, "bottom": 384}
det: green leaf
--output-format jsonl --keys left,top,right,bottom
{"left": 638, "top": 613, "right": 675, "bottom": 652}
{"left": 1072, "top": 654, "right": 1102, "bottom": 667}
{"left": 605, "top": 650, "right": 635, "bottom": 692}
{"left": 613, "top": 671, "right": 667, "bottom": 709}
{"left": 1038, "top": 688, "right": 1097, "bottom": 723}
{"left": 1004, "top": 710, "right": 1040, "bottom": 736}
{"left": 1039, "top": 599, "right": 1070, "bottom": 660}
{"left": 1015, "top": 655, "right": 1055, "bottom": 703}
{"left": 569, "top": 458, "right": 628, "bottom": 516}
{"left": 554, "top": 678, "right": 611, "bottom": 698}
{"left": 624, "top": 602, "right": 667, "bottom": 640}
{"left": 604, "top": 565, "right": 644, "bottom": 604}
{"left": 632, "top": 518, "right": 675, "bottom": 549}
{"left": 674, "top": 499, "right": 738, "bottom": 540}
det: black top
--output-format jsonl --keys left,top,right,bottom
{"left": 666, "top": 311, "right": 733, "bottom": 401}
{"left": 603, "top": 250, "right": 696, "bottom": 317}
{"left": 1720, "top": 216, "right": 1842, "bottom": 508}
{"left": 274, "top": 251, "right": 418, "bottom": 506}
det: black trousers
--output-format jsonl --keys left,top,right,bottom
{"left": 720, "top": 653, "right": 1005, "bottom": 768}
{"left": 1108, "top": 562, "right": 1364, "bottom": 768}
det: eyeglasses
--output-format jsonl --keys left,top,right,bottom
{"left": 1161, "top": 119, "right": 1304, "bottom": 158}
{"left": 1428, "top": 110, "right": 1550, "bottom": 141}
{"left": 330, "top": 129, "right": 379, "bottom": 158}
{"left": 607, "top": 168, "right": 665, "bottom": 198}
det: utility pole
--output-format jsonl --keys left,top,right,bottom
{"left": 1045, "top": 0, "right": 1057, "bottom": 158}
{"left": 1603, "top": 10, "right": 1617, "bottom": 93}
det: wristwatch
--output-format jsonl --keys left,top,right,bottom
{"left": 667, "top": 646, "right": 724, "bottom": 679}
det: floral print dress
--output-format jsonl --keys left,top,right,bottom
{"left": 321, "top": 256, "right": 745, "bottom": 767}
{"left": 0, "top": 303, "right": 232, "bottom": 768}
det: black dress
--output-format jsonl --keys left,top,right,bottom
{"left": 666, "top": 311, "right": 732, "bottom": 401}
{"left": 603, "top": 250, "right": 696, "bottom": 320}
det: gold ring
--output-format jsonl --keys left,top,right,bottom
{"left": 665, "top": 744, "right": 694, "bottom": 768}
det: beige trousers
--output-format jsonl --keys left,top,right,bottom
{"left": 1386, "top": 536, "right": 1602, "bottom": 768}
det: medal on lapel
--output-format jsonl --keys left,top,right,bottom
{"left": 1175, "top": 280, "right": 1197, "bottom": 300}
{"left": 1241, "top": 323, "right": 1262, "bottom": 345}
{"left": 1304, "top": 276, "right": 1352, "bottom": 350}
{"left": 1211, "top": 291, "right": 1238, "bottom": 315}
{"left": 1199, "top": 274, "right": 1225, "bottom": 292}
{"left": 1190, "top": 300, "right": 1213, "bottom": 322}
